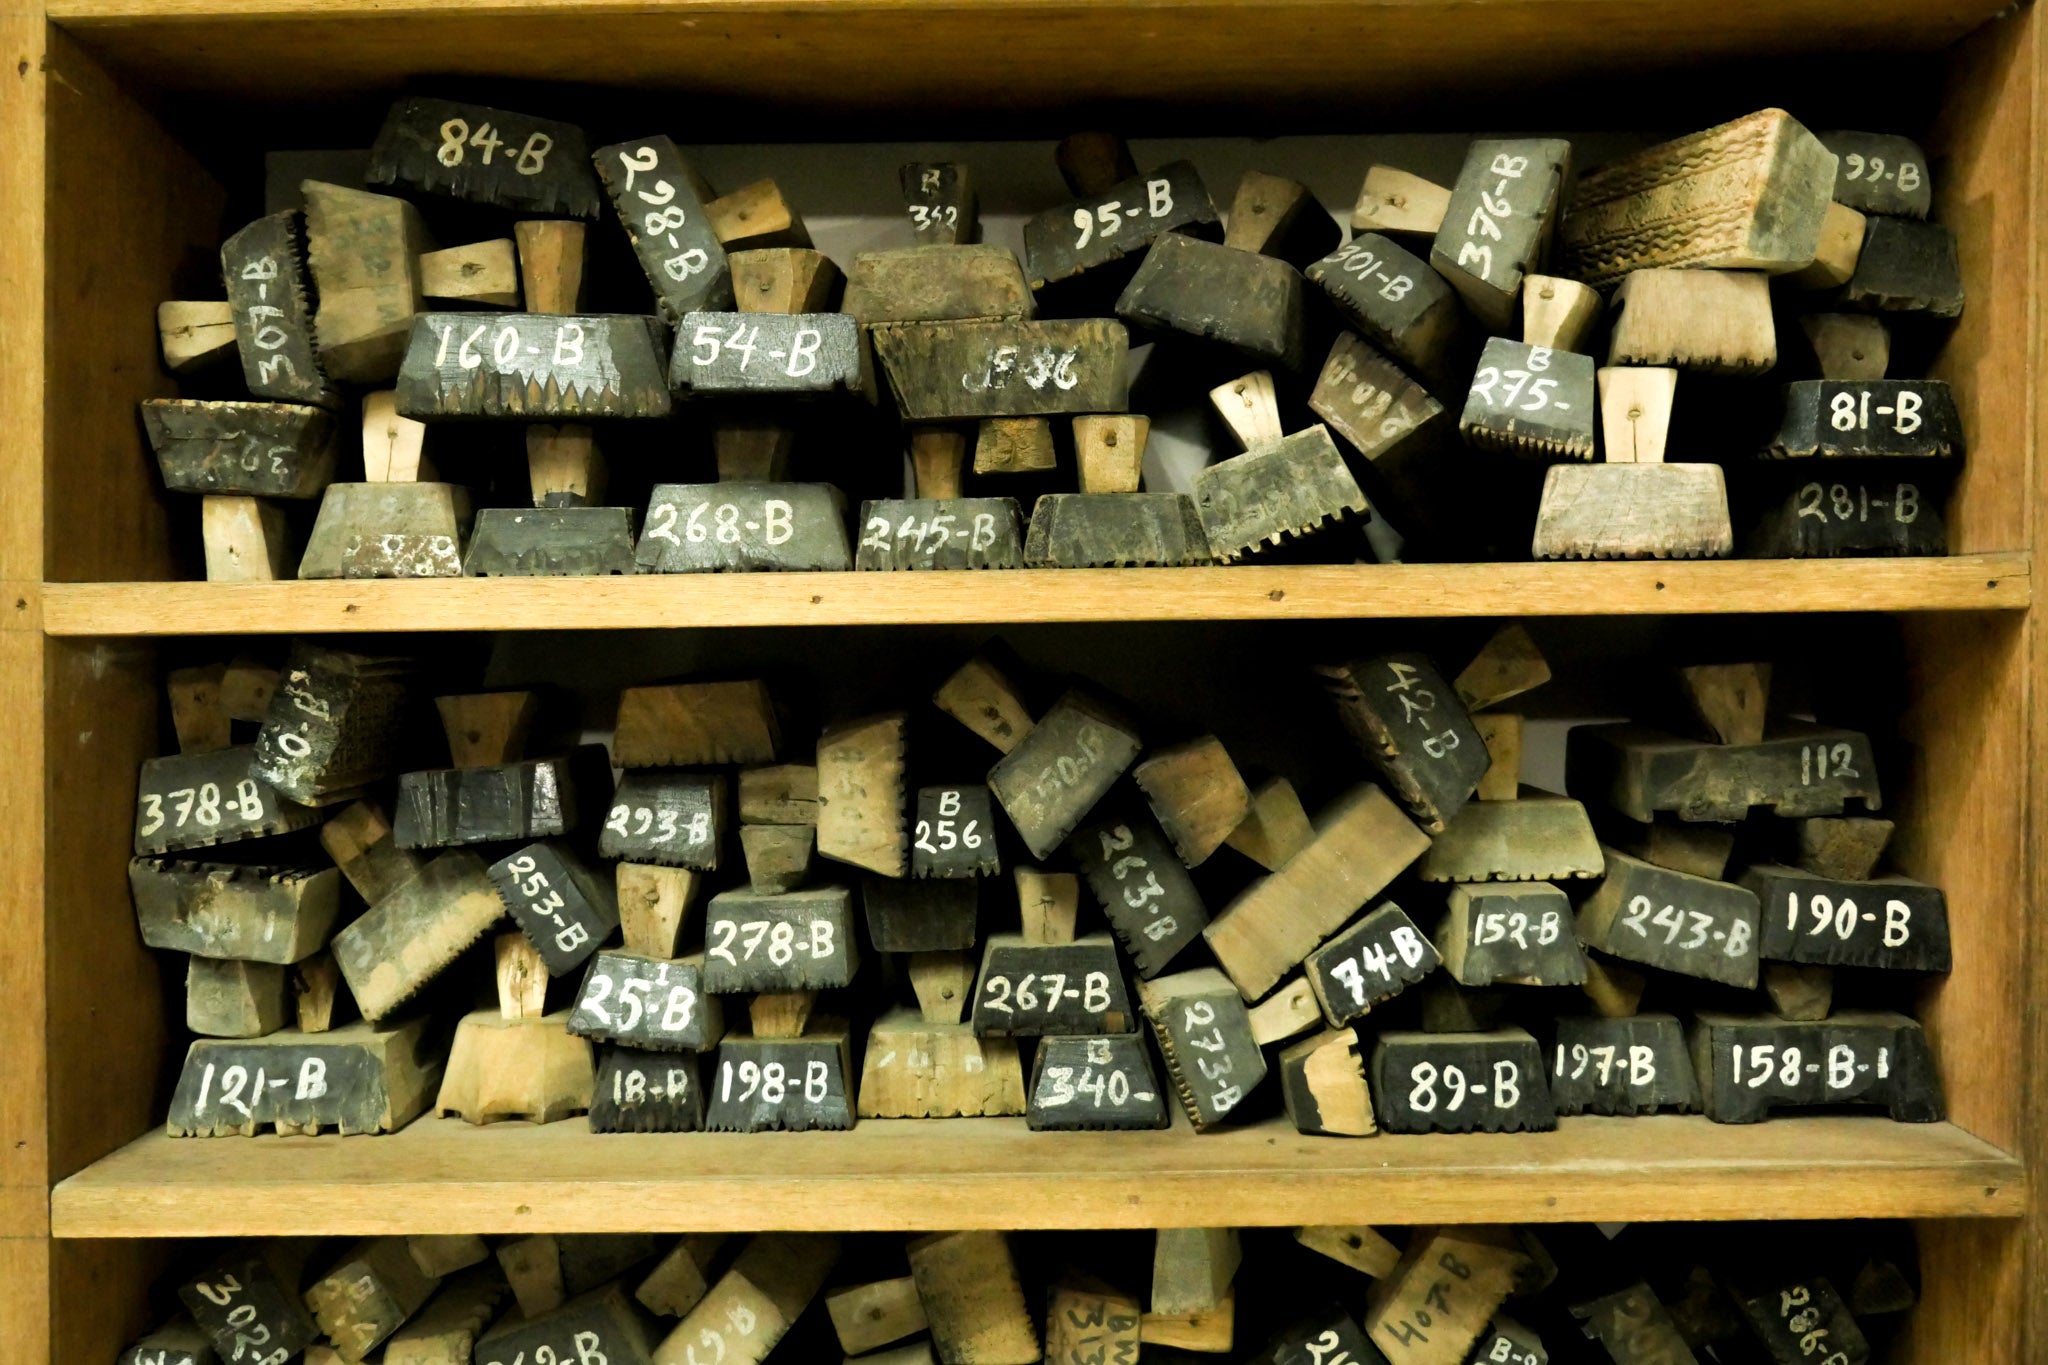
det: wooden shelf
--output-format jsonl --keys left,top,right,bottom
{"left": 51, "top": 1115, "right": 2021, "bottom": 1237}
{"left": 38, "top": 557, "right": 2027, "bottom": 635}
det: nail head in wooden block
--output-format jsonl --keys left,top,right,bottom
{"left": 1371, "top": 1029, "right": 1554, "bottom": 1135}
{"left": 1296, "top": 1226, "right": 1401, "bottom": 1279}
{"left": 1306, "top": 235, "right": 1463, "bottom": 384}
{"left": 935, "top": 654, "right": 1035, "bottom": 756}
{"left": 907, "top": 1230, "right": 1039, "bottom": 1365}
{"left": 1801, "top": 313, "right": 1890, "bottom": 382}
{"left": 617, "top": 863, "right": 701, "bottom": 959}
{"left": 369, "top": 96, "right": 600, "bottom": 217}
{"left": 1115, "top": 232, "right": 1307, "bottom": 371}
{"left": 707, "top": 177, "right": 812, "bottom": 250}
{"left": 903, "top": 161, "right": 978, "bottom": 245}
{"left": 187, "top": 956, "right": 290, "bottom": 1038}
{"left": 910, "top": 950, "right": 977, "bottom": 1024}
{"left": 1572, "top": 1285, "right": 1697, "bottom": 1365}
{"left": 1194, "top": 425, "right": 1372, "bottom": 561}
{"left": 599, "top": 770, "right": 724, "bottom": 869}
{"left": 1324, "top": 653, "right": 1488, "bottom": 833}
{"left": 1279, "top": 1027, "right": 1376, "bottom": 1137}
{"left": 1569, "top": 721, "right": 1882, "bottom": 822}
{"left": 593, "top": 134, "right": 732, "bottom": 321}
{"left": 332, "top": 850, "right": 506, "bottom": 1022}
{"left": 492, "top": 841, "right": 618, "bottom": 976}
{"left": 1027, "top": 1032, "right": 1168, "bottom": 1131}
{"left": 988, "top": 690, "right": 1142, "bottom": 861}
{"left": 159, "top": 298, "right": 238, "bottom": 373}
{"left": 1205, "top": 784, "right": 1431, "bottom": 1001}
{"left": 1438, "top": 882, "right": 1584, "bottom": 987}
{"left": 1431, "top": 138, "right": 1572, "bottom": 331}
{"left": 320, "top": 799, "right": 421, "bottom": 905}
{"left": 385, "top": 1264, "right": 509, "bottom": 1365}
{"left": 638, "top": 1235, "right": 728, "bottom": 1319}
{"left": 435, "top": 1008, "right": 595, "bottom": 1125}
{"left": 1678, "top": 661, "right": 1771, "bottom": 746}
{"left": 830, "top": 1276, "right": 931, "bottom": 1355}
{"left": 1690, "top": 1009, "right": 1942, "bottom": 1122}
{"left": 435, "top": 690, "right": 537, "bottom": 769}
{"left": 134, "top": 746, "right": 324, "bottom": 856}
{"left": 1796, "top": 816, "right": 1894, "bottom": 880}
{"left": 419, "top": 238, "right": 520, "bottom": 307}
{"left": 1745, "top": 863, "right": 1949, "bottom": 971}
{"left": 1577, "top": 845, "right": 1761, "bottom": 987}
{"left": 1531, "top": 463, "right": 1733, "bottom": 560}
{"left": 144, "top": 398, "right": 338, "bottom": 498}
{"left": 167, "top": 1017, "right": 439, "bottom": 1136}
{"left": 1521, "top": 275, "right": 1601, "bottom": 352}
{"left": 844, "top": 245, "right": 1035, "bottom": 326}
{"left": 1303, "top": 901, "right": 1440, "bottom": 1026}
{"left": 638, "top": 482, "right": 852, "bottom": 572}
{"left": 730, "top": 247, "right": 842, "bottom": 315}
{"left": 1459, "top": 339, "right": 1596, "bottom": 462}
{"left": 1820, "top": 130, "right": 1932, "bottom": 219}
{"left": 590, "top": 1046, "right": 705, "bottom": 1132}
{"left": 1139, "top": 966, "right": 1266, "bottom": 1129}
{"left": 1789, "top": 201, "right": 1867, "bottom": 290}
{"left": 303, "top": 180, "right": 428, "bottom": 383}
{"left": 307, "top": 1237, "right": 439, "bottom": 1361}
{"left": 1581, "top": 953, "right": 1646, "bottom": 1018}
{"left": 569, "top": 950, "right": 722, "bottom": 1051}
{"left": 1598, "top": 367, "right": 1677, "bottom": 464}
{"left": 396, "top": 313, "right": 671, "bottom": 419}
{"left": 865, "top": 877, "right": 979, "bottom": 953}
{"left": 1046, "top": 1283, "right": 1141, "bottom": 1365}
{"left": 398, "top": 749, "right": 607, "bottom": 850}
{"left": 1015, "top": 867, "right": 1078, "bottom": 945}
{"left": 858, "top": 1009, "right": 1027, "bottom": 1117}
{"left": 976, "top": 417, "right": 1058, "bottom": 475}
{"left": 300, "top": 481, "right": 471, "bottom": 578}
{"left": 1023, "top": 492, "right": 1214, "bottom": 567}
{"left": 362, "top": 390, "right": 433, "bottom": 483}
{"left": 1473, "top": 713, "right": 1522, "bottom": 801}
{"left": 1131, "top": 736, "right": 1252, "bottom": 868}
{"left": 1210, "top": 370, "right": 1281, "bottom": 452}
{"left": 1309, "top": 333, "right": 1442, "bottom": 464}
{"left": 1763, "top": 961, "right": 1835, "bottom": 1021}
{"left": 1023, "top": 160, "right": 1219, "bottom": 289}
{"left": 182, "top": 1250, "right": 319, "bottom": 1363}
{"left": 816, "top": 712, "right": 908, "bottom": 877}
{"left": 203, "top": 495, "right": 293, "bottom": 581}
{"left": 741, "top": 825, "right": 815, "bottom": 895}
{"left": 1226, "top": 169, "right": 1338, "bottom": 265}
{"left": 1223, "top": 777, "right": 1313, "bottom": 873}
{"left": 1072, "top": 809, "right": 1208, "bottom": 975}
{"left": 1352, "top": 165, "right": 1450, "bottom": 237}
{"left": 1845, "top": 217, "right": 1965, "bottom": 316}
{"left": 615, "top": 680, "right": 781, "bottom": 769}
{"left": 702, "top": 885, "right": 859, "bottom": 992}
{"left": 223, "top": 210, "right": 337, "bottom": 407}
{"left": 132, "top": 859, "right": 341, "bottom": 963}
{"left": 912, "top": 785, "right": 1000, "bottom": 879}
{"left": 875, "top": 318, "right": 1129, "bottom": 420}
{"left": 1765, "top": 379, "right": 1962, "bottom": 461}
{"left": 1246, "top": 974, "right": 1321, "bottom": 1046}
{"left": 973, "top": 933, "right": 1132, "bottom": 1036}
{"left": 1551, "top": 1012, "right": 1698, "bottom": 1116}
{"left": 704, "top": 1030, "right": 856, "bottom": 1131}
{"left": 1073, "top": 414, "right": 1151, "bottom": 493}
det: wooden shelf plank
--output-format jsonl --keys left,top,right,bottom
{"left": 39, "top": 557, "right": 2028, "bottom": 635}
{"left": 51, "top": 1115, "right": 2021, "bottom": 1236}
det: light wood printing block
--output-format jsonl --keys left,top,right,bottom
{"left": 168, "top": 662, "right": 231, "bottom": 756}
{"left": 331, "top": 850, "right": 506, "bottom": 1021}
{"left": 1550, "top": 1013, "right": 1699, "bottom": 1116}
{"left": 1303, "top": 901, "right": 1439, "bottom": 1025}
{"left": 1139, "top": 966, "right": 1266, "bottom": 1130}
{"left": 1310, "top": 332, "right": 1443, "bottom": 464}
{"left": 669, "top": 311, "right": 865, "bottom": 398}
{"left": 741, "top": 824, "right": 813, "bottom": 894}
{"left": 1458, "top": 339, "right": 1595, "bottom": 461}
{"left": 1748, "top": 472, "right": 1947, "bottom": 557}
{"left": 1819, "top": 131, "right": 1931, "bottom": 219}
{"left": 1115, "top": 232, "right": 1307, "bottom": 370}
{"left": 934, "top": 654, "right": 1034, "bottom": 757}
{"left": 911, "top": 785, "right": 1000, "bottom": 878}
{"left": 636, "top": 1236, "right": 727, "bottom": 1319}
{"left": 1802, "top": 313, "right": 1890, "bottom": 381}
{"left": 615, "top": 680, "right": 779, "bottom": 768}
{"left": 988, "top": 690, "right": 1142, "bottom": 860}
{"left": 1842, "top": 218, "right": 1964, "bottom": 316}
{"left": 906, "top": 1230, "right": 1038, "bottom": 1365}
{"left": 1193, "top": 426, "right": 1372, "bottom": 561}
{"left": 1689, "top": 1010, "right": 1942, "bottom": 1123}
{"left": 1431, "top": 138, "right": 1572, "bottom": 331}
{"left": 1609, "top": 815, "right": 1736, "bottom": 880}
{"left": 167, "top": 1018, "right": 439, "bottom": 1136}
{"left": 739, "top": 765, "right": 819, "bottom": 827}
{"left": 1323, "top": 653, "right": 1488, "bottom": 832}
{"left": 437, "top": 690, "right": 538, "bottom": 768}
{"left": 395, "top": 749, "right": 606, "bottom": 849}
{"left": 858, "top": 1009, "right": 1027, "bottom": 1118}
{"left": 1306, "top": 234, "right": 1463, "bottom": 383}
{"left": 703, "top": 1029, "right": 856, "bottom": 1131}
{"left": 902, "top": 161, "right": 977, "bottom": 244}
{"left": 481, "top": 1287, "right": 654, "bottom": 1365}
{"left": 1567, "top": 721, "right": 1882, "bottom": 821}
{"left": 1132, "top": 736, "right": 1251, "bottom": 867}
{"left": 181, "top": 1250, "right": 319, "bottom": 1363}
{"left": 130, "top": 859, "right": 340, "bottom": 963}
{"left": 817, "top": 711, "right": 908, "bottom": 876}
{"left": 979, "top": 417, "right": 1059, "bottom": 474}
{"left": 1224, "top": 776, "right": 1313, "bottom": 873}
{"left": 436, "top": 1009, "right": 594, "bottom": 1124}
{"left": 1024, "top": 492, "right": 1214, "bottom": 567}
{"left": 1764, "top": 380, "right": 1962, "bottom": 460}
{"left": 1599, "top": 366, "right": 1678, "bottom": 464}
{"left": 299, "top": 482, "right": 472, "bottom": 578}
{"left": 1744, "top": 864, "right": 1949, "bottom": 971}
{"left": 1246, "top": 974, "right": 1321, "bottom": 1046}
{"left": 1438, "top": 883, "right": 1587, "bottom": 986}
{"left": 1789, "top": 201, "right": 1868, "bottom": 290}
{"left": 143, "top": 399, "right": 338, "bottom": 498}
{"left": 1559, "top": 108, "right": 1838, "bottom": 286}
{"left": 829, "top": 1276, "right": 929, "bottom": 1357}
{"left": 1071, "top": 808, "right": 1208, "bottom": 977}
{"left": 638, "top": 482, "right": 852, "bottom": 572}
{"left": 1522, "top": 274, "right": 1602, "bottom": 352}
{"left": 706, "top": 178, "right": 812, "bottom": 251}
{"left": 134, "top": 746, "right": 323, "bottom": 855}
{"left": 1352, "top": 165, "right": 1451, "bottom": 238}
{"left": 1606, "top": 268, "right": 1776, "bottom": 374}
{"left": 701, "top": 885, "right": 859, "bottom": 992}
{"left": 384, "top": 1265, "right": 510, "bottom": 1364}
{"left": 593, "top": 134, "right": 733, "bottom": 319}
{"left": 1474, "top": 713, "right": 1522, "bottom": 800}
{"left": 973, "top": 933, "right": 1133, "bottom": 1036}
{"left": 1026, "top": 1032, "right": 1168, "bottom": 1130}
{"left": 491, "top": 840, "right": 619, "bottom": 973}
{"left": 222, "top": 210, "right": 337, "bottom": 407}
{"left": 1045, "top": 1282, "right": 1141, "bottom": 1365}
{"left": 321, "top": 799, "right": 421, "bottom": 904}
{"left": 1734, "top": 1276, "right": 1870, "bottom": 1365}
{"left": 1294, "top": 1226, "right": 1401, "bottom": 1279}
{"left": 590, "top": 1046, "right": 705, "bottom": 1132}
{"left": 369, "top": 96, "right": 601, "bottom": 217}
{"left": 1022, "top": 160, "right": 1219, "bottom": 288}
{"left": 202, "top": 496, "right": 293, "bottom": 581}
{"left": 874, "top": 319, "right": 1130, "bottom": 420}
{"left": 1571, "top": 1285, "right": 1697, "bottom": 1365}
{"left": 1371, "top": 1029, "right": 1554, "bottom": 1134}
{"left": 650, "top": 1236, "right": 839, "bottom": 1365}
{"left": 306, "top": 1237, "right": 439, "bottom": 1361}
{"left": 419, "top": 237, "right": 522, "bottom": 307}
{"left": 465, "top": 508, "right": 638, "bottom": 576}
{"left": 843, "top": 244, "right": 1034, "bottom": 325}
{"left": 160, "top": 298, "right": 238, "bottom": 373}
{"left": 1279, "top": 1027, "right": 1376, "bottom": 1136}
{"left": 599, "top": 770, "right": 724, "bottom": 868}
{"left": 396, "top": 313, "right": 672, "bottom": 419}
{"left": 865, "top": 876, "right": 979, "bottom": 952}
{"left": 302, "top": 180, "right": 428, "bottom": 384}
{"left": 1577, "top": 846, "right": 1761, "bottom": 987}
{"left": 1367, "top": 1227, "right": 1534, "bottom": 1363}
{"left": 1531, "top": 463, "right": 1733, "bottom": 560}
{"left": 569, "top": 951, "right": 722, "bottom": 1050}
{"left": 1016, "top": 867, "right": 1079, "bottom": 945}
{"left": 1797, "top": 816, "right": 1894, "bottom": 880}
{"left": 856, "top": 498, "right": 1026, "bottom": 570}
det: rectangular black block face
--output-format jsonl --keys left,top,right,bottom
{"left": 1735, "top": 1276, "right": 1871, "bottom": 1365}
{"left": 222, "top": 211, "right": 335, "bottom": 407}
{"left": 1431, "top": 138, "right": 1571, "bottom": 328}
{"left": 598, "top": 771, "right": 723, "bottom": 869}
{"left": 1550, "top": 1014, "right": 1699, "bottom": 1116}
{"left": 570, "top": 952, "right": 719, "bottom": 1051}
{"left": 1692, "top": 1012, "right": 1944, "bottom": 1123}
{"left": 637, "top": 483, "right": 853, "bottom": 573}
{"left": 1114, "top": 231, "right": 1307, "bottom": 371}
{"left": 1747, "top": 865, "right": 1950, "bottom": 971}
{"left": 1820, "top": 131, "right": 1933, "bottom": 219}
{"left": 1581, "top": 856, "right": 1762, "bottom": 988}
{"left": 987, "top": 692, "right": 1143, "bottom": 861}
{"left": 135, "top": 747, "right": 322, "bottom": 855}
{"left": 1305, "top": 234, "right": 1461, "bottom": 382}
{"left": 1842, "top": 217, "right": 1964, "bottom": 317}
{"left": 167, "top": 1038, "right": 397, "bottom": 1136}
{"left": 1304, "top": 902, "right": 1440, "bottom": 1026}
{"left": 1443, "top": 884, "right": 1585, "bottom": 987}
{"left": 1144, "top": 979, "right": 1266, "bottom": 1130}
{"left": 702, "top": 887, "right": 858, "bottom": 993}
{"left": 1748, "top": 473, "right": 1949, "bottom": 558}
{"left": 872, "top": 319, "right": 1131, "bottom": 420}
{"left": 1324, "top": 653, "right": 1489, "bottom": 833}
{"left": 594, "top": 135, "right": 733, "bottom": 320}
{"left": 394, "top": 756, "right": 594, "bottom": 850}
{"left": 856, "top": 499, "right": 1025, "bottom": 571}
{"left": 1766, "top": 380, "right": 1963, "bottom": 460}
{"left": 1192, "top": 426, "right": 1369, "bottom": 562}
{"left": 491, "top": 841, "right": 617, "bottom": 974}
{"left": 180, "top": 1253, "right": 318, "bottom": 1365}
{"left": 1371, "top": 1029, "right": 1556, "bottom": 1134}
{"left": 1022, "top": 161, "right": 1218, "bottom": 287}
{"left": 864, "top": 876, "right": 979, "bottom": 952}
{"left": 1567, "top": 723, "right": 1885, "bottom": 823}
{"left": 1258, "top": 1304, "right": 1386, "bottom": 1365}
{"left": 397, "top": 314, "right": 673, "bottom": 420}
{"left": 465, "top": 507, "right": 639, "bottom": 577}
{"left": 1026, "top": 1033, "right": 1169, "bottom": 1131}
{"left": 703, "top": 1036, "right": 855, "bottom": 1131}
{"left": 912, "top": 785, "right": 1001, "bottom": 878}
{"left": 476, "top": 1296, "right": 644, "bottom": 1365}
{"left": 669, "top": 311, "right": 864, "bottom": 398}
{"left": 1458, "top": 338, "right": 1596, "bottom": 462}
{"left": 1070, "top": 810, "right": 1208, "bottom": 978}
{"left": 369, "top": 96, "right": 603, "bottom": 217}
{"left": 1023, "top": 493, "right": 1215, "bottom": 568}
{"left": 144, "top": 399, "right": 338, "bottom": 499}
{"left": 590, "top": 1047, "right": 705, "bottom": 1133}
{"left": 973, "top": 937, "right": 1134, "bottom": 1037}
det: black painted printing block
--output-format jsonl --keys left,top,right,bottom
{"left": 489, "top": 840, "right": 618, "bottom": 974}
{"left": 369, "top": 96, "right": 602, "bottom": 218}
{"left": 1258, "top": 1305, "right": 1383, "bottom": 1365}
{"left": 669, "top": 311, "right": 866, "bottom": 399}
{"left": 180, "top": 1251, "right": 319, "bottom": 1364}
{"left": 1744, "top": 864, "right": 1950, "bottom": 972}
{"left": 129, "top": 859, "right": 339, "bottom": 964}
{"left": 1371, "top": 1027, "right": 1556, "bottom": 1134}
{"left": 143, "top": 399, "right": 337, "bottom": 498}
{"left": 1466, "top": 1319, "right": 1546, "bottom": 1365}
{"left": 253, "top": 643, "right": 415, "bottom": 805}
{"left": 1310, "top": 332, "right": 1445, "bottom": 465}
{"left": 901, "top": 161, "right": 975, "bottom": 245}
{"left": 396, "top": 314, "right": 672, "bottom": 420}
{"left": 1306, "top": 233, "right": 1464, "bottom": 384}
{"left": 1690, "top": 1010, "right": 1943, "bottom": 1123}
{"left": 465, "top": 507, "right": 638, "bottom": 576}
{"left": 912, "top": 785, "right": 1000, "bottom": 878}
{"left": 1115, "top": 232, "right": 1307, "bottom": 370}
{"left": 701, "top": 885, "right": 859, "bottom": 992}
{"left": 166, "top": 1018, "right": 438, "bottom": 1137}
{"left": 1026, "top": 1032, "right": 1170, "bottom": 1130}
{"left": 1550, "top": 1013, "right": 1699, "bottom": 1116}
{"left": 1842, "top": 218, "right": 1964, "bottom": 318}
{"left": 987, "top": 689, "right": 1143, "bottom": 860}
{"left": 703, "top": 1028, "right": 857, "bottom": 1131}
{"left": 395, "top": 748, "right": 609, "bottom": 850}
{"left": 1458, "top": 338, "right": 1596, "bottom": 462}
{"left": 593, "top": 134, "right": 733, "bottom": 320}
{"left": 1576, "top": 846, "right": 1761, "bottom": 988}
{"left": 570, "top": 951, "right": 722, "bottom": 1051}
{"left": 872, "top": 318, "right": 1130, "bottom": 420}
{"left": 1748, "top": 471, "right": 1949, "bottom": 558}
{"left": 1139, "top": 966, "right": 1266, "bottom": 1131}
{"left": 117, "top": 1320, "right": 212, "bottom": 1365}
{"left": 973, "top": 934, "right": 1134, "bottom": 1037}
{"left": 1070, "top": 808, "right": 1208, "bottom": 978}
{"left": 1438, "top": 883, "right": 1586, "bottom": 988}
{"left": 1431, "top": 138, "right": 1572, "bottom": 331}
{"left": 636, "top": 482, "right": 852, "bottom": 572}
{"left": 1023, "top": 493, "right": 1214, "bottom": 567}
{"left": 598, "top": 770, "right": 725, "bottom": 869}
{"left": 1192, "top": 425, "right": 1373, "bottom": 561}
{"left": 1323, "top": 652, "right": 1489, "bottom": 833}
{"left": 863, "top": 876, "right": 978, "bottom": 952}
{"left": 1567, "top": 722, "right": 1883, "bottom": 823}
{"left": 1303, "top": 901, "right": 1440, "bottom": 1026}
{"left": 134, "top": 747, "right": 324, "bottom": 855}
{"left": 856, "top": 498, "right": 1024, "bottom": 570}
{"left": 1022, "top": 160, "right": 1219, "bottom": 288}
{"left": 221, "top": 210, "right": 336, "bottom": 407}
{"left": 473, "top": 1286, "right": 653, "bottom": 1365}
{"left": 1820, "top": 130, "right": 1932, "bottom": 219}
{"left": 1735, "top": 1275, "right": 1871, "bottom": 1365}
{"left": 1765, "top": 380, "right": 1963, "bottom": 460}
{"left": 589, "top": 1046, "right": 705, "bottom": 1133}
